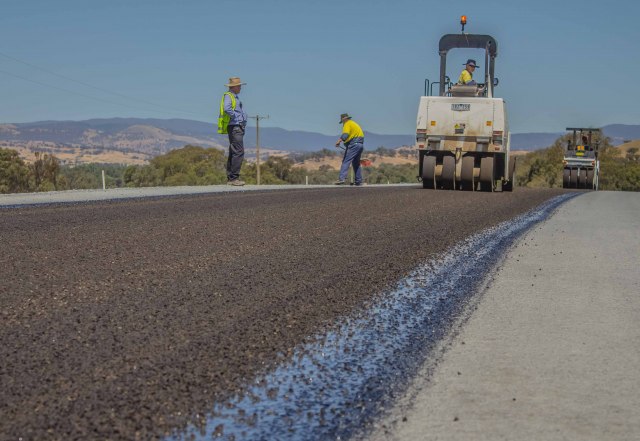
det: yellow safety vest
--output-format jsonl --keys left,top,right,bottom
{"left": 342, "top": 119, "right": 364, "bottom": 143}
{"left": 458, "top": 69, "right": 473, "bottom": 84}
{"left": 217, "top": 92, "right": 236, "bottom": 134}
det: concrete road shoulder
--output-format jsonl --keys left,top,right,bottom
{"left": 373, "top": 192, "right": 640, "bottom": 441}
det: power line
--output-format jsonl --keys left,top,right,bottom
{"left": 0, "top": 50, "right": 206, "bottom": 118}
{"left": 0, "top": 68, "right": 188, "bottom": 116}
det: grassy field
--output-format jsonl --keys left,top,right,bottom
{"left": 4, "top": 143, "right": 150, "bottom": 165}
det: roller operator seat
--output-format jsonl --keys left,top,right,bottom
{"left": 449, "top": 84, "right": 483, "bottom": 97}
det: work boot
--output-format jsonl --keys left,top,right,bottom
{"left": 227, "top": 180, "right": 245, "bottom": 186}
{"left": 334, "top": 180, "right": 346, "bottom": 185}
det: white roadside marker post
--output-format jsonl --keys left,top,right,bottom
{"left": 102, "top": 170, "right": 106, "bottom": 190}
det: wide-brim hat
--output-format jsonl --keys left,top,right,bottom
{"left": 463, "top": 59, "right": 479, "bottom": 68}
{"left": 339, "top": 113, "right": 352, "bottom": 123}
{"left": 225, "top": 77, "right": 247, "bottom": 87}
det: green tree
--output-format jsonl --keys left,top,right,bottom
{"left": 122, "top": 145, "right": 227, "bottom": 187}
{"left": 374, "top": 146, "right": 397, "bottom": 157}
{"left": 0, "top": 148, "right": 31, "bottom": 193}
{"left": 123, "top": 164, "right": 163, "bottom": 187}
{"left": 30, "top": 152, "right": 61, "bottom": 191}
{"left": 151, "top": 145, "right": 227, "bottom": 185}
{"left": 60, "top": 163, "right": 128, "bottom": 190}
{"left": 241, "top": 162, "right": 284, "bottom": 185}
{"left": 264, "top": 157, "right": 294, "bottom": 181}
{"left": 515, "top": 140, "right": 564, "bottom": 188}
{"left": 366, "top": 163, "right": 416, "bottom": 184}
{"left": 599, "top": 144, "right": 640, "bottom": 191}
{"left": 514, "top": 133, "right": 640, "bottom": 191}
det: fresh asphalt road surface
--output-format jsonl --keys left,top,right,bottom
{"left": 0, "top": 186, "right": 563, "bottom": 441}
{"left": 374, "top": 191, "right": 640, "bottom": 441}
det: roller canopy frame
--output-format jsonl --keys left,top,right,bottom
{"left": 438, "top": 34, "right": 498, "bottom": 56}
{"left": 565, "top": 128, "right": 601, "bottom": 157}
{"left": 567, "top": 128, "right": 601, "bottom": 146}
{"left": 438, "top": 34, "right": 498, "bottom": 97}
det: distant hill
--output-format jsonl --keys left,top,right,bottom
{"left": 601, "top": 124, "right": 640, "bottom": 145}
{"left": 511, "top": 132, "right": 563, "bottom": 151}
{"left": 0, "top": 118, "right": 413, "bottom": 155}
{"left": 0, "top": 118, "right": 225, "bottom": 155}
{"left": 248, "top": 127, "right": 413, "bottom": 151}
{"left": 511, "top": 125, "right": 640, "bottom": 150}
{"left": 615, "top": 140, "right": 640, "bottom": 158}
{"left": 1, "top": 118, "right": 638, "bottom": 163}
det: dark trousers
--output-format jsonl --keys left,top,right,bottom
{"left": 226, "top": 125, "right": 245, "bottom": 181}
{"left": 339, "top": 142, "right": 364, "bottom": 184}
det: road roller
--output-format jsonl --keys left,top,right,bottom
{"left": 416, "top": 17, "right": 514, "bottom": 191}
{"left": 562, "top": 128, "right": 600, "bottom": 190}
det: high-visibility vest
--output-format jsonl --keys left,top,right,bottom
{"left": 217, "top": 92, "right": 236, "bottom": 134}
{"left": 458, "top": 69, "right": 473, "bottom": 84}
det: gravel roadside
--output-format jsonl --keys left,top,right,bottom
{"left": 0, "top": 187, "right": 565, "bottom": 440}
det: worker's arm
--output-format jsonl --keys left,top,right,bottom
{"left": 241, "top": 106, "right": 248, "bottom": 126}
{"left": 223, "top": 94, "right": 235, "bottom": 118}
{"left": 335, "top": 133, "right": 349, "bottom": 147}
{"left": 336, "top": 126, "right": 351, "bottom": 147}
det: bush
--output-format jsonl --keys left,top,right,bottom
{"left": 60, "top": 163, "right": 128, "bottom": 190}
{"left": 514, "top": 134, "right": 640, "bottom": 191}
{"left": 0, "top": 148, "right": 31, "bottom": 193}
{"left": 123, "top": 145, "right": 227, "bottom": 187}
{"left": 373, "top": 146, "right": 397, "bottom": 157}
{"left": 30, "top": 152, "right": 62, "bottom": 191}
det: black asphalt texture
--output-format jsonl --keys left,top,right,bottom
{"left": 0, "top": 187, "right": 564, "bottom": 440}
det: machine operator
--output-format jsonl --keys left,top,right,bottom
{"left": 458, "top": 59, "right": 478, "bottom": 85}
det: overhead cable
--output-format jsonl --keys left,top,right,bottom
{"left": 0, "top": 50, "right": 206, "bottom": 118}
{"left": 0, "top": 68, "right": 186, "bottom": 116}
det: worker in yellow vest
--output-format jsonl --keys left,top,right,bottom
{"left": 335, "top": 113, "right": 365, "bottom": 185}
{"left": 458, "top": 59, "right": 478, "bottom": 85}
{"left": 218, "top": 77, "right": 248, "bottom": 186}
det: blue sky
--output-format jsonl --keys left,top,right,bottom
{"left": 1, "top": 0, "right": 638, "bottom": 135}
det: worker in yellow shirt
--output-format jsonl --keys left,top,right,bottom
{"left": 458, "top": 59, "right": 478, "bottom": 85}
{"left": 335, "top": 113, "right": 365, "bottom": 185}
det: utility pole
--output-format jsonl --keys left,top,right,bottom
{"left": 248, "top": 114, "right": 269, "bottom": 185}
